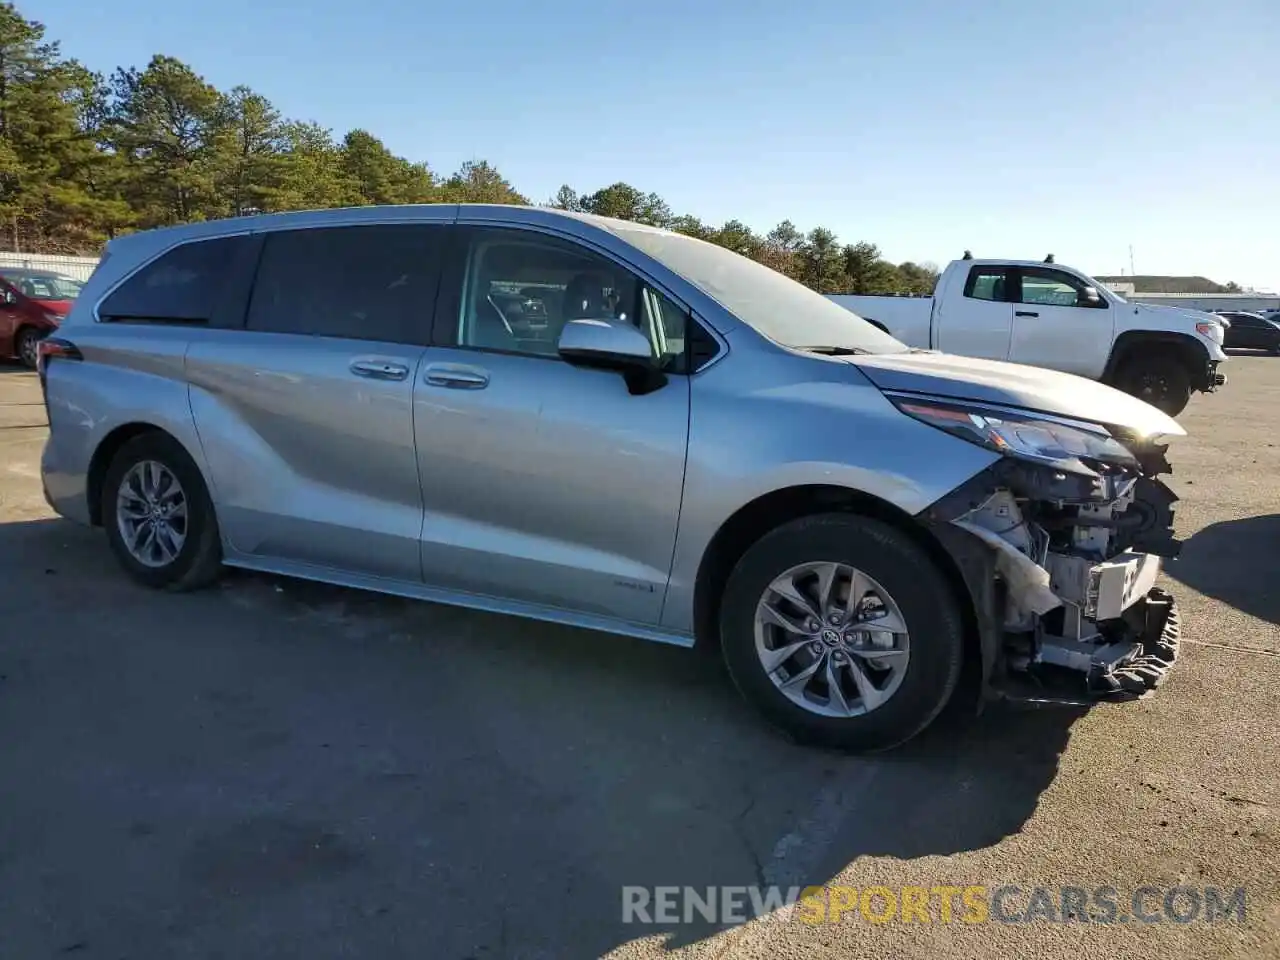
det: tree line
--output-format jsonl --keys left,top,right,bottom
{"left": 0, "top": 2, "right": 937, "bottom": 295}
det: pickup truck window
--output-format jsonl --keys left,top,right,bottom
{"left": 1017, "top": 267, "right": 1104, "bottom": 309}
{"left": 964, "top": 267, "right": 1008, "bottom": 302}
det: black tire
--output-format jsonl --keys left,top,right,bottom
{"left": 101, "top": 431, "right": 223, "bottom": 591}
{"left": 719, "top": 513, "right": 965, "bottom": 752}
{"left": 15, "top": 326, "right": 41, "bottom": 369}
{"left": 1114, "top": 352, "right": 1192, "bottom": 416}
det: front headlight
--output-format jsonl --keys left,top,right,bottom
{"left": 890, "top": 397, "right": 1137, "bottom": 474}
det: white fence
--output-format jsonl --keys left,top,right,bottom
{"left": 0, "top": 252, "right": 101, "bottom": 282}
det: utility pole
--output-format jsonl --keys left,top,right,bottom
{"left": 1129, "top": 245, "right": 1136, "bottom": 277}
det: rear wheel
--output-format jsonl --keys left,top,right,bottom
{"left": 102, "top": 432, "right": 223, "bottom": 591}
{"left": 718, "top": 513, "right": 965, "bottom": 752}
{"left": 1114, "top": 352, "right": 1192, "bottom": 416}
{"left": 15, "top": 326, "right": 41, "bottom": 369}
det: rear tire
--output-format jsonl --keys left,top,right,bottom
{"left": 718, "top": 513, "right": 965, "bottom": 752}
{"left": 102, "top": 432, "right": 223, "bottom": 591}
{"left": 1114, "top": 352, "right": 1192, "bottom": 416}
{"left": 15, "top": 326, "right": 40, "bottom": 369}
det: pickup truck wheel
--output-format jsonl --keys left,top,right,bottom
{"left": 1115, "top": 354, "right": 1192, "bottom": 416}
{"left": 719, "top": 513, "right": 964, "bottom": 752}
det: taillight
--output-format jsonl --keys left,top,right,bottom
{"left": 37, "top": 337, "right": 82, "bottom": 392}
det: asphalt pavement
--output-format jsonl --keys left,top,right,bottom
{"left": 0, "top": 355, "right": 1276, "bottom": 959}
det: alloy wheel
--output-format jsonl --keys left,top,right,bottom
{"left": 753, "top": 560, "right": 910, "bottom": 718}
{"left": 116, "top": 460, "right": 188, "bottom": 568}
{"left": 18, "top": 331, "right": 39, "bottom": 368}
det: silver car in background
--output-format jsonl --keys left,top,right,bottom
{"left": 39, "top": 205, "right": 1186, "bottom": 751}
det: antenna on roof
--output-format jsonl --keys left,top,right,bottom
{"left": 1045, "top": 253, "right": 1055, "bottom": 263}
{"left": 962, "top": 250, "right": 973, "bottom": 260}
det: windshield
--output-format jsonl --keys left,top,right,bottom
{"left": 607, "top": 222, "right": 908, "bottom": 354}
{"left": 6, "top": 272, "right": 83, "bottom": 300}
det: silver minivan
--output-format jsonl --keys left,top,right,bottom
{"left": 39, "top": 204, "right": 1186, "bottom": 751}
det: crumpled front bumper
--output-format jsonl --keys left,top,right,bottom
{"left": 1089, "top": 587, "right": 1181, "bottom": 699}
{"left": 923, "top": 453, "right": 1186, "bottom": 709}
{"left": 989, "top": 586, "right": 1182, "bottom": 706}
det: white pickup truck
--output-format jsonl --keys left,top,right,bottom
{"left": 828, "top": 256, "right": 1227, "bottom": 415}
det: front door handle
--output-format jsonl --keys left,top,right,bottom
{"left": 1015, "top": 310, "right": 1040, "bottom": 318}
{"left": 351, "top": 359, "right": 410, "bottom": 381}
{"left": 424, "top": 363, "right": 490, "bottom": 390}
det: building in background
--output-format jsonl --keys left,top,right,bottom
{"left": 1099, "top": 280, "right": 1279, "bottom": 313}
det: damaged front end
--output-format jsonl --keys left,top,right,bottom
{"left": 897, "top": 396, "right": 1185, "bottom": 704}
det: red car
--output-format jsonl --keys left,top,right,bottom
{"left": 0, "top": 267, "right": 83, "bottom": 368}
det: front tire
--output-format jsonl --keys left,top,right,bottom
{"left": 719, "top": 513, "right": 965, "bottom": 752}
{"left": 102, "top": 432, "right": 223, "bottom": 591}
{"left": 1114, "top": 352, "right": 1192, "bottom": 416}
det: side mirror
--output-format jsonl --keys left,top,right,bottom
{"left": 557, "top": 318, "right": 666, "bottom": 395}
{"left": 1, "top": 288, "right": 15, "bottom": 306}
{"left": 1077, "top": 286, "right": 1103, "bottom": 307}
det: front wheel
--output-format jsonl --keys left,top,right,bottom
{"left": 719, "top": 514, "right": 965, "bottom": 752}
{"left": 102, "top": 432, "right": 223, "bottom": 591}
{"left": 1114, "top": 353, "right": 1192, "bottom": 416}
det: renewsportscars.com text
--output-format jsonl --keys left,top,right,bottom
{"left": 621, "top": 884, "right": 1247, "bottom": 925}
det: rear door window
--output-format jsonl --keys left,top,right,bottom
{"left": 964, "top": 267, "right": 1008, "bottom": 302}
{"left": 99, "top": 236, "right": 246, "bottom": 323}
{"left": 245, "top": 224, "right": 446, "bottom": 344}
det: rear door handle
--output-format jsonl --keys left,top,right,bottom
{"left": 350, "top": 359, "right": 410, "bottom": 381}
{"left": 424, "top": 363, "right": 490, "bottom": 389}
{"left": 1015, "top": 310, "right": 1040, "bottom": 318}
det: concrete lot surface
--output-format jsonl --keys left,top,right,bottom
{"left": 0, "top": 357, "right": 1276, "bottom": 959}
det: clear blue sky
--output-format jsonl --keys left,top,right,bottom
{"left": 35, "top": 0, "right": 1280, "bottom": 291}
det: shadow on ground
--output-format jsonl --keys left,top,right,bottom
{"left": 0, "top": 517, "right": 1083, "bottom": 958}
{"left": 1166, "top": 513, "right": 1280, "bottom": 626}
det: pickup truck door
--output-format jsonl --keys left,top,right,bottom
{"left": 1007, "top": 267, "right": 1115, "bottom": 378}
{"left": 932, "top": 264, "right": 1013, "bottom": 360}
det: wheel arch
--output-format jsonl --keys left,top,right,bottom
{"left": 86, "top": 422, "right": 194, "bottom": 526}
{"left": 691, "top": 483, "right": 984, "bottom": 699}
{"left": 1103, "top": 331, "right": 1211, "bottom": 386}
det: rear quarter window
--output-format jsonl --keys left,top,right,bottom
{"left": 98, "top": 236, "right": 245, "bottom": 323}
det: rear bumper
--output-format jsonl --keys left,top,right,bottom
{"left": 40, "top": 435, "right": 92, "bottom": 526}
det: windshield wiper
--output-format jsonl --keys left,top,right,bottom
{"left": 800, "top": 345, "right": 871, "bottom": 356}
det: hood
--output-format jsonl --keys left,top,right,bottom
{"left": 1131, "top": 302, "right": 1225, "bottom": 341}
{"left": 32, "top": 297, "right": 72, "bottom": 317}
{"left": 847, "top": 351, "right": 1185, "bottom": 438}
